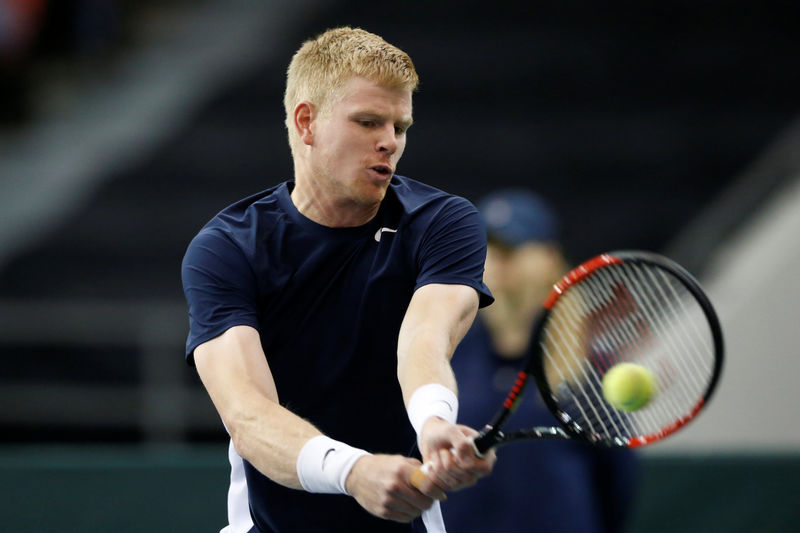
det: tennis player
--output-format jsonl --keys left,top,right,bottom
{"left": 181, "top": 27, "right": 496, "bottom": 533}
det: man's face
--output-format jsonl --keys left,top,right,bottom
{"left": 485, "top": 241, "right": 564, "bottom": 306}
{"left": 308, "top": 76, "right": 413, "bottom": 208}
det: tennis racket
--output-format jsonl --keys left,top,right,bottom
{"left": 411, "top": 250, "right": 723, "bottom": 487}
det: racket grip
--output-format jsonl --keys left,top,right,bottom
{"left": 409, "top": 463, "right": 431, "bottom": 490}
{"left": 473, "top": 426, "right": 499, "bottom": 455}
{"left": 409, "top": 438, "right": 484, "bottom": 491}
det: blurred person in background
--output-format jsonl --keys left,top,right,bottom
{"left": 442, "top": 189, "right": 639, "bottom": 533}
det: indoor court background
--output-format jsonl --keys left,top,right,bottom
{"left": 1, "top": 1, "right": 799, "bottom": 531}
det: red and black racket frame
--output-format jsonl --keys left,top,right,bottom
{"left": 472, "top": 251, "right": 725, "bottom": 454}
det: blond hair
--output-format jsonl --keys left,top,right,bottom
{"left": 283, "top": 27, "right": 419, "bottom": 153}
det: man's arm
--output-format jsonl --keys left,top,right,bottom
{"left": 396, "top": 283, "right": 496, "bottom": 491}
{"left": 194, "top": 325, "right": 318, "bottom": 488}
{"left": 193, "top": 325, "right": 445, "bottom": 521}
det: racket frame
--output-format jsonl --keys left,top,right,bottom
{"left": 474, "top": 251, "right": 724, "bottom": 453}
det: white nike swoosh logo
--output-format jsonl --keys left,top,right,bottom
{"left": 374, "top": 227, "right": 398, "bottom": 242}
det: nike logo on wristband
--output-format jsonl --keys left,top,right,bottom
{"left": 434, "top": 400, "right": 453, "bottom": 412}
{"left": 321, "top": 448, "right": 336, "bottom": 470}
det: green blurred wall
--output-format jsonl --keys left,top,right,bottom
{"left": 624, "top": 454, "right": 800, "bottom": 533}
{"left": 0, "top": 446, "right": 228, "bottom": 533}
{"left": 1, "top": 446, "right": 798, "bottom": 532}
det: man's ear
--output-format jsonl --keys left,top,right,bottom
{"left": 294, "top": 102, "right": 316, "bottom": 146}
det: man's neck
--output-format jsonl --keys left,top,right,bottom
{"left": 290, "top": 175, "right": 379, "bottom": 228}
{"left": 481, "top": 302, "right": 536, "bottom": 360}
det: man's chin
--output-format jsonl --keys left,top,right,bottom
{"left": 358, "top": 181, "right": 390, "bottom": 205}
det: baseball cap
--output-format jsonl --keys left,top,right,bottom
{"left": 476, "top": 189, "right": 559, "bottom": 247}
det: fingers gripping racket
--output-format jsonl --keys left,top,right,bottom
{"left": 411, "top": 251, "right": 723, "bottom": 487}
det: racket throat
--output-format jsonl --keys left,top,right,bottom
{"left": 473, "top": 425, "right": 503, "bottom": 455}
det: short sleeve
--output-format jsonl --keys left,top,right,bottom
{"left": 415, "top": 197, "right": 494, "bottom": 307}
{"left": 181, "top": 228, "right": 260, "bottom": 365}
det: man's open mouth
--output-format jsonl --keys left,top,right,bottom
{"left": 371, "top": 165, "right": 392, "bottom": 175}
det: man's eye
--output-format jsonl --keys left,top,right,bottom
{"left": 394, "top": 126, "right": 406, "bottom": 135}
{"left": 360, "top": 120, "right": 375, "bottom": 128}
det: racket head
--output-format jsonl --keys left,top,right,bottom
{"left": 527, "top": 251, "right": 724, "bottom": 448}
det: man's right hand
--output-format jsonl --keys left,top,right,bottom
{"left": 345, "top": 454, "right": 447, "bottom": 522}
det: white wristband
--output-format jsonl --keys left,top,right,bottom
{"left": 296, "top": 436, "right": 371, "bottom": 495}
{"left": 407, "top": 383, "right": 459, "bottom": 437}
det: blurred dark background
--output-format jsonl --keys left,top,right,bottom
{"left": 1, "top": 0, "right": 799, "bottom": 531}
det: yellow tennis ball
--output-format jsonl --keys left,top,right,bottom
{"left": 602, "top": 363, "right": 657, "bottom": 411}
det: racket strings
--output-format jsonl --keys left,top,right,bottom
{"left": 576, "top": 271, "right": 658, "bottom": 438}
{"left": 544, "top": 312, "right": 621, "bottom": 440}
{"left": 599, "top": 266, "right": 696, "bottom": 434}
{"left": 599, "top": 266, "right": 704, "bottom": 438}
{"left": 541, "top": 262, "right": 716, "bottom": 444}
{"left": 564, "top": 274, "right": 658, "bottom": 440}
{"left": 619, "top": 266, "right": 711, "bottom": 412}
{"left": 544, "top": 276, "right": 653, "bottom": 440}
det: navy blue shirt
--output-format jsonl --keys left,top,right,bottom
{"left": 443, "top": 319, "right": 638, "bottom": 533}
{"left": 182, "top": 176, "right": 492, "bottom": 533}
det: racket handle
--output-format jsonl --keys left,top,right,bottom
{"left": 408, "top": 437, "right": 485, "bottom": 491}
{"left": 409, "top": 463, "right": 431, "bottom": 490}
{"left": 473, "top": 426, "right": 500, "bottom": 455}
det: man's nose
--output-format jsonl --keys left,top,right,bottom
{"left": 376, "top": 125, "right": 398, "bottom": 154}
